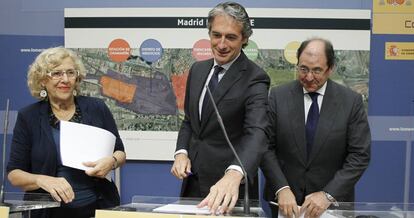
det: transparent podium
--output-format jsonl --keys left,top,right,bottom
{"left": 2, "top": 192, "right": 60, "bottom": 218}
{"left": 96, "top": 195, "right": 267, "bottom": 217}
{"left": 325, "top": 202, "right": 414, "bottom": 218}
{"left": 96, "top": 197, "right": 414, "bottom": 218}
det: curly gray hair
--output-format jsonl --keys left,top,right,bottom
{"left": 27, "top": 47, "right": 86, "bottom": 100}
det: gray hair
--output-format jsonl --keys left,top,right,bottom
{"left": 207, "top": 1, "right": 252, "bottom": 48}
{"left": 27, "top": 47, "right": 86, "bottom": 100}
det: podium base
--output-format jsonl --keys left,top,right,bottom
{"left": 0, "top": 201, "right": 12, "bottom": 207}
{"left": 230, "top": 211, "right": 260, "bottom": 217}
{"left": 111, "top": 206, "right": 137, "bottom": 212}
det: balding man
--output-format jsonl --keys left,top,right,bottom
{"left": 261, "top": 38, "right": 371, "bottom": 218}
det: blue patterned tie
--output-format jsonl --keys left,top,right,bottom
{"left": 202, "top": 66, "right": 223, "bottom": 119}
{"left": 306, "top": 92, "right": 319, "bottom": 158}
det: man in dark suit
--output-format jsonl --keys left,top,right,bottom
{"left": 261, "top": 38, "right": 371, "bottom": 218}
{"left": 170, "top": 2, "right": 270, "bottom": 215}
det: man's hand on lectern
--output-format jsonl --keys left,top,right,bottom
{"left": 197, "top": 170, "right": 243, "bottom": 215}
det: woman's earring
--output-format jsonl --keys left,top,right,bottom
{"left": 73, "top": 90, "right": 77, "bottom": 96}
{"left": 40, "top": 89, "right": 47, "bottom": 98}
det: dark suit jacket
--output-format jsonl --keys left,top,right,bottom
{"left": 261, "top": 79, "right": 371, "bottom": 204}
{"left": 176, "top": 52, "right": 270, "bottom": 197}
{"left": 7, "top": 96, "right": 124, "bottom": 217}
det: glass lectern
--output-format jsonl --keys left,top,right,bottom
{"left": 327, "top": 202, "right": 414, "bottom": 217}
{"left": 3, "top": 192, "right": 60, "bottom": 218}
{"left": 97, "top": 197, "right": 414, "bottom": 218}
{"left": 97, "top": 195, "right": 267, "bottom": 217}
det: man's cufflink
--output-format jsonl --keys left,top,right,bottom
{"left": 275, "top": 186, "right": 290, "bottom": 201}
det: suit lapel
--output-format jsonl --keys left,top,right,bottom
{"left": 39, "top": 102, "right": 57, "bottom": 152}
{"left": 200, "top": 54, "right": 244, "bottom": 131}
{"left": 308, "top": 79, "right": 338, "bottom": 164}
{"left": 289, "top": 81, "right": 307, "bottom": 165}
{"left": 77, "top": 97, "right": 93, "bottom": 125}
{"left": 193, "top": 59, "right": 214, "bottom": 132}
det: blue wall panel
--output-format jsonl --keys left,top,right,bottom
{"left": 0, "top": 35, "right": 64, "bottom": 108}
{"left": 120, "top": 161, "right": 181, "bottom": 204}
{"left": 410, "top": 142, "right": 414, "bottom": 203}
{"left": 368, "top": 34, "right": 414, "bottom": 116}
{"left": 356, "top": 141, "right": 406, "bottom": 202}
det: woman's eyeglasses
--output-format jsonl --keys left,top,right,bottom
{"left": 47, "top": 69, "right": 79, "bottom": 80}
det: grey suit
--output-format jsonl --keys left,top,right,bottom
{"left": 176, "top": 52, "right": 270, "bottom": 197}
{"left": 261, "top": 79, "right": 370, "bottom": 204}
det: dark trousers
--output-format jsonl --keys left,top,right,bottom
{"left": 181, "top": 175, "right": 202, "bottom": 197}
{"left": 269, "top": 203, "right": 278, "bottom": 218}
{"left": 49, "top": 201, "right": 98, "bottom": 218}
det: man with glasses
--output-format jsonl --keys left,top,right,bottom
{"left": 261, "top": 38, "right": 371, "bottom": 218}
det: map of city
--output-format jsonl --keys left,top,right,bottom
{"left": 74, "top": 48, "right": 369, "bottom": 132}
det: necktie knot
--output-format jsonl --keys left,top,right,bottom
{"left": 213, "top": 65, "right": 223, "bottom": 76}
{"left": 208, "top": 65, "right": 223, "bottom": 92}
{"left": 308, "top": 92, "right": 319, "bottom": 102}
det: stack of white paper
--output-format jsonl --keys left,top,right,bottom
{"left": 153, "top": 204, "right": 211, "bottom": 215}
{"left": 60, "top": 121, "right": 115, "bottom": 171}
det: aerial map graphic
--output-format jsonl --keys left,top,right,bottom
{"left": 74, "top": 47, "right": 369, "bottom": 132}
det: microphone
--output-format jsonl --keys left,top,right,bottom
{"left": 1, "top": 99, "right": 10, "bottom": 205}
{"left": 205, "top": 86, "right": 256, "bottom": 217}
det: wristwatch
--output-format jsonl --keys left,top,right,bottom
{"left": 112, "top": 156, "right": 119, "bottom": 170}
{"left": 323, "top": 191, "right": 339, "bottom": 206}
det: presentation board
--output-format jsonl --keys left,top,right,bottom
{"left": 64, "top": 8, "right": 371, "bottom": 160}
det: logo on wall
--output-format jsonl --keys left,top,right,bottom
{"left": 385, "top": 42, "right": 414, "bottom": 60}
{"left": 108, "top": 38, "right": 131, "bottom": 63}
{"left": 192, "top": 39, "right": 213, "bottom": 61}
{"left": 388, "top": 45, "right": 399, "bottom": 56}
{"left": 379, "top": 0, "right": 412, "bottom": 5}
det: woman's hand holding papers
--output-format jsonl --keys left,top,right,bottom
{"left": 83, "top": 150, "right": 126, "bottom": 178}
{"left": 83, "top": 156, "right": 114, "bottom": 178}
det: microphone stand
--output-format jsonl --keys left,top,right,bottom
{"left": 206, "top": 87, "right": 255, "bottom": 216}
{"left": 0, "top": 99, "right": 10, "bottom": 206}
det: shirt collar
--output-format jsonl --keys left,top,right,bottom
{"left": 303, "top": 81, "right": 327, "bottom": 96}
{"left": 213, "top": 52, "right": 241, "bottom": 72}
